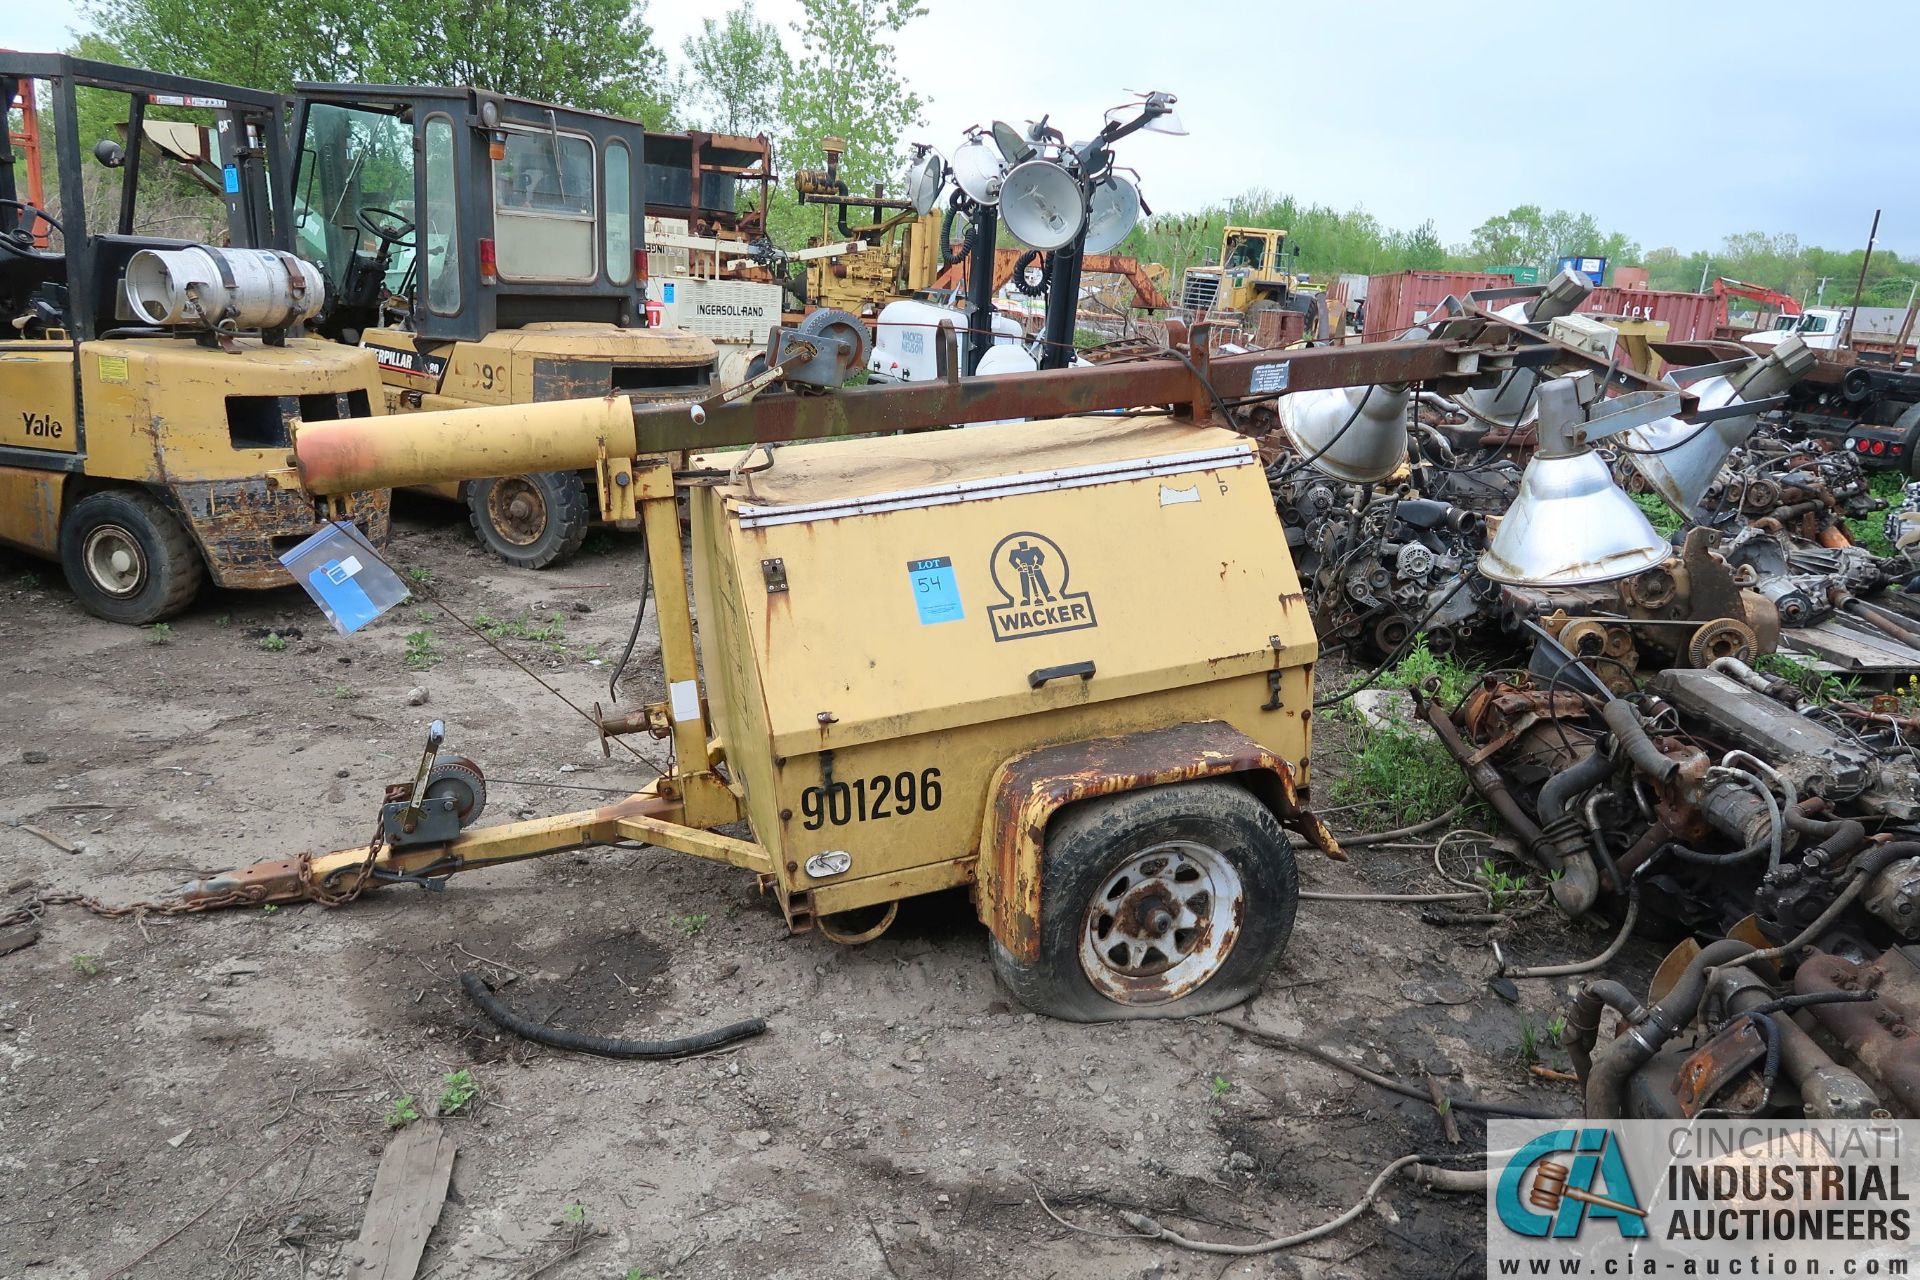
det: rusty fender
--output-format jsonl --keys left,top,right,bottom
{"left": 975, "top": 720, "right": 1340, "bottom": 965}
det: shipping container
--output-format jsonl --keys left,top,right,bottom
{"left": 1612, "top": 266, "right": 1650, "bottom": 290}
{"left": 1363, "top": 270, "right": 1511, "bottom": 339}
{"left": 1579, "top": 287, "right": 1718, "bottom": 343}
{"left": 1487, "top": 264, "right": 1541, "bottom": 284}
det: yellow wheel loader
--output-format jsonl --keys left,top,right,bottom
{"left": 1178, "top": 225, "right": 1324, "bottom": 339}
{"left": 289, "top": 83, "right": 718, "bottom": 568}
{"left": 171, "top": 316, "right": 1662, "bottom": 1019}
{"left": 0, "top": 54, "right": 388, "bottom": 623}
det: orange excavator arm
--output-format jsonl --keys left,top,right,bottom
{"left": 1712, "top": 276, "right": 1802, "bottom": 328}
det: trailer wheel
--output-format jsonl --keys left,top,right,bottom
{"left": 467, "top": 471, "right": 590, "bottom": 569}
{"left": 58, "top": 488, "right": 204, "bottom": 624}
{"left": 990, "top": 780, "right": 1298, "bottom": 1021}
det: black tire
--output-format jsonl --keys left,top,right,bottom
{"left": 990, "top": 780, "right": 1298, "bottom": 1022}
{"left": 58, "top": 488, "right": 204, "bottom": 624}
{"left": 466, "top": 470, "right": 591, "bottom": 569}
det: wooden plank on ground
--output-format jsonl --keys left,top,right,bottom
{"left": 342, "top": 1122, "right": 456, "bottom": 1280}
{"left": 0, "top": 925, "right": 39, "bottom": 958}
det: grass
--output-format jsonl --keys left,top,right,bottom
{"left": 406, "top": 566, "right": 433, "bottom": 584}
{"left": 384, "top": 1095, "right": 420, "bottom": 1129}
{"left": 561, "top": 1203, "right": 587, "bottom": 1227}
{"left": 70, "top": 954, "right": 102, "bottom": 978}
{"left": 333, "top": 683, "right": 358, "bottom": 700}
{"left": 1326, "top": 722, "right": 1463, "bottom": 829}
{"left": 404, "top": 630, "right": 439, "bottom": 669}
{"left": 1384, "top": 635, "right": 1478, "bottom": 708}
{"left": 1852, "top": 469, "right": 1908, "bottom": 559}
{"left": 1756, "top": 652, "right": 1867, "bottom": 706}
{"left": 147, "top": 622, "right": 172, "bottom": 645}
{"left": 1632, "top": 490, "right": 1684, "bottom": 538}
{"left": 437, "top": 1069, "right": 477, "bottom": 1116}
{"left": 257, "top": 631, "right": 288, "bottom": 652}
{"left": 473, "top": 611, "right": 568, "bottom": 648}
{"left": 214, "top": 614, "right": 232, "bottom": 627}
{"left": 1208, "top": 1075, "right": 1233, "bottom": 1099}
{"left": 1476, "top": 858, "right": 1531, "bottom": 911}
{"left": 677, "top": 912, "right": 709, "bottom": 937}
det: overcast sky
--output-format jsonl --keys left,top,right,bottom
{"left": 8, "top": 0, "right": 1914, "bottom": 257}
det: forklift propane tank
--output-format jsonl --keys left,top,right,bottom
{"left": 125, "top": 245, "right": 327, "bottom": 331}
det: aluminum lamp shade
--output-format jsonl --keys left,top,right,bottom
{"left": 1453, "top": 268, "right": 1595, "bottom": 427}
{"left": 950, "top": 136, "right": 1006, "bottom": 204}
{"left": 1623, "top": 335, "right": 1816, "bottom": 513}
{"left": 998, "top": 160, "right": 1086, "bottom": 251}
{"left": 1082, "top": 175, "right": 1141, "bottom": 254}
{"left": 1276, "top": 383, "right": 1412, "bottom": 484}
{"left": 1479, "top": 449, "right": 1671, "bottom": 586}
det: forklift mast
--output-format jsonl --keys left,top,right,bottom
{"left": 0, "top": 53, "right": 289, "bottom": 342}
{"left": 289, "top": 83, "right": 651, "bottom": 343}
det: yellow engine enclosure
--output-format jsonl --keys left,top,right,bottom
{"left": 689, "top": 414, "right": 1321, "bottom": 926}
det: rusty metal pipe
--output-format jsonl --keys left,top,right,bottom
{"left": 1565, "top": 978, "right": 1647, "bottom": 1084}
{"left": 1716, "top": 964, "right": 1881, "bottom": 1119}
{"left": 1421, "top": 697, "right": 1555, "bottom": 872}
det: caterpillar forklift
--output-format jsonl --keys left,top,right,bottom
{"left": 288, "top": 82, "right": 719, "bottom": 568}
{"left": 0, "top": 54, "right": 389, "bottom": 623}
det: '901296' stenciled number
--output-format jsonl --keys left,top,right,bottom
{"left": 800, "top": 768, "right": 942, "bottom": 830}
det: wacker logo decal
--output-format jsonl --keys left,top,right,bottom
{"left": 985, "top": 531, "right": 1096, "bottom": 642}
{"left": 1497, "top": 1128, "right": 1648, "bottom": 1239}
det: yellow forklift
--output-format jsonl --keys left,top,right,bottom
{"left": 289, "top": 82, "right": 718, "bottom": 567}
{"left": 172, "top": 318, "right": 1655, "bottom": 1018}
{"left": 0, "top": 54, "right": 389, "bottom": 623}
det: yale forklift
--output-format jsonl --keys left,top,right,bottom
{"left": 0, "top": 54, "right": 389, "bottom": 623}
{"left": 288, "top": 82, "right": 718, "bottom": 568}
{"left": 171, "top": 312, "right": 1665, "bottom": 1018}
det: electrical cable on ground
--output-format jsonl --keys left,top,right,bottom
{"left": 459, "top": 971, "right": 767, "bottom": 1059}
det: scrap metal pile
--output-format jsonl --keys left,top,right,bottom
{"left": 1250, "top": 270, "right": 1920, "bottom": 1122}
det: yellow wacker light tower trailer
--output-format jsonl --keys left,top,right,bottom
{"left": 177, "top": 315, "right": 1672, "bottom": 1019}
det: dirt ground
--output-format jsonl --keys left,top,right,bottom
{"left": 0, "top": 498, "right": 1657, "bottom": 1279}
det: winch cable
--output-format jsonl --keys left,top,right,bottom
{"left": 357, "top": 539, "right": 666, "bottom": 779}
{"left": 606, "top": 551, "right": 654, "bottom": 705}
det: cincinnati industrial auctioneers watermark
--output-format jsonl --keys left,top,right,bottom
{"left": 1488, "top": 1120, "right": 1917, "bottom": 1275}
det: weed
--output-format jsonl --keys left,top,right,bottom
{"left": 384, "top": 1095, "right": 420, "bottom": 1129}
{"left": 561, "top": 1203, "right": 587, "bottom": 1227}
{"left": 1383, "top": 635, "right": 1478, "bottom": 708}
{"left": 1545, "top": 1014, "right": 1567, "bottom": 1043}
{"left": 1476, "top": 858, "right": 1530, "bottom": 911}
{"left": 437, "top": 1069, "right": 477, "bottom": 1116}
{"left": 1517, "top": 1021, "right": 1541, "bottom": 1064}
{"left": 333, "top": 683, "right": 358, "bottom": 700}
{"left": 257, "top": 631, "right": 288, "bottom": 652}
{"left": 1853, "top": 470, "right": 1906, "bottom": 559}
{"left": 147, "top": 622, "right": 173, "bottom": 645}
{"left": 1756, "top": 653, "right": 1861, "bottom": 705}
{"left": 1208, "top": 1075, "right": 1233, "bottom": 1099}
{"left": 404, "top": 630, "right": 439, "bottom": 669}
{"left": 624, "top": 1271, "right": 660, "bottom": 1280}
{"left": 261, "top": 904, "right": 278, "bottom": 917}
{"left": 1326, "top": 723, "right": 1462, "bottom": 828}
{"left": 1632, "top": 491, "right": 1685, "bottom": 538}
{"left": 583, "top": 641, "right": 604, "bottom": 663}
{"left": 70, "top": 953, "right": 102, "bottom": 978}
{"left": 215, "top": 614, "right": 232, "bottom": 627}
{"left": 475, "top": 611, "right": 567, "bottom": 647}
{"left": 18, "top": 571, "right": 39, "bottom": 589}
{"left": 406, "top": 566, "right": 433, "bottom": 584}
{"left": 677, "top": 912, "right": 709, "bottom": 936}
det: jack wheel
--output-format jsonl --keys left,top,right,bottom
{"left": 990, "top": 781, "right": 1298, "bottom": 1021}
{"left": 59, "top": 488, "right": 204, "bottom": 624}
{"left": 467, "top": 471, "right": 590, "bottom": 569}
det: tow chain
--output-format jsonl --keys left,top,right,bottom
{"left": 1, "top": 826, "right": 388, "bottom": 930}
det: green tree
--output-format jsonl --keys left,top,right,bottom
{"left": 769, "top": 0, "right": 926, "bottom": 244}
{"left": 678, "top": 2, "right": 789, "bottom": 137}
{"left": 86, "top": 0, "right": 673, "bottom": 120}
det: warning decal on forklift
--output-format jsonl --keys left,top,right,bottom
{"left": 906, "top": 556, "right": 964, "bottom": 625}
{"left": 97, "top": 355, "right": 129, "bottom": 384}
{"left": 985, "top": 532, "right": 1096, "bottom": 642}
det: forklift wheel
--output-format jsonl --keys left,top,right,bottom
{"left": 58, "top": 489, "right": 205, "bottom": 624}
{"left": 466, "top": 471, "right": 591, "bottom": 569}
{"left": 990, "top": 781, "right": 1298, "bottom": 1022}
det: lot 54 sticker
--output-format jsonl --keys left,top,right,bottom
{"left": 985, "top": 531, "right": 1096, "bottom": 642}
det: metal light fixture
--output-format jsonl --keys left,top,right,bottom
{"left": 1479, "top": 372, "right": 1683, "bottom": 587}
{"left": 1276, "top": 383, "right": 1414, "bottom": 484}
{"left": 1454, "top": 267, "right": 1595, "bottom": 428}
{"left": 1622, "top": 335, "right": 1816, "bottom": 513}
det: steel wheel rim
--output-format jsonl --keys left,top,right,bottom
{"left": 485, "top": 478, "right": 548, "bottom": 546}
{"left": 1079, "top": 839, "right": 1244, "bottom": 1004}
{"left": 82, "top": 524, "right": 147, "bottom": 597}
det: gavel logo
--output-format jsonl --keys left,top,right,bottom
{"left": 1530, "top": 1159, "right": 1650, "bottom": 1220}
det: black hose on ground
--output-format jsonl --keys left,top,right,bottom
{"left": 459, "top": 971, "right": 768, "bottom": 1060}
